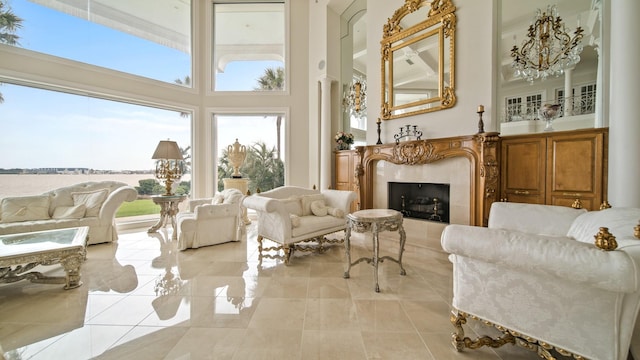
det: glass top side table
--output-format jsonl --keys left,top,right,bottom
{"left": 148, "top": 195, "right": 187, "bottom": 240}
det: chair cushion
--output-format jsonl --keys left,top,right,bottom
{"left": 0, "top": 195, "right": 51, "bottom": 223}
{"left": 567, "top": 207, "right": 640, "bottom": 245}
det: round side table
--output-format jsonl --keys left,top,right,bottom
{"left": 148, "top": 195, "right": 187, "bottom": 240}
{"left": 343, "top": 209, "right": 406, "bottom": 292}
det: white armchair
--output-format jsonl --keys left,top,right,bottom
{"left": 441, "top": 202, "right": 640, "bottom": 360}
{"left": 176, "top": 189, "right": 244, "bottom": 250}
{"left": 242, "top": 186, "right": 357, "bottom": 264}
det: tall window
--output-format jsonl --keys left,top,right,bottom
{"left": 214, "top": 113, "right": 285, "bottom": 193}
{"left": 212, "top": 1, "right": 285, "bottom": 92}
{"left": 9, "top": 0, "right": 192, "bottom": 85}
{"left": 0, "top": 83, "right": 191, "bottom": 201}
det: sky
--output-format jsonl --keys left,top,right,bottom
{"left": 0, "top": 0, "right": 284, "bottom": 170}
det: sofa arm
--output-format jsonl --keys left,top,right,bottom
{"left": 242, "top": 195, "right": 279, "bottom": 213}
{"left": 488, "top": 202, "right": 586, "bottom": 236}
{"left": 242, "top": 195, "right": 292, "bottom": 240}
{"left": 98, "top": 186, "right": 138, "bottom": 222}
{"left": 441, "top": 224, "right": 640, "bottom": 293}
{"left": 321, "top": 189, "right": 357, "bottom": 214}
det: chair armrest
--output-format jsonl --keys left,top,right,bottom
{"left": 188, "top": 198, "right": 213, "bottom": 212}
{"left": 488, "top": 202, "right": 586, "bottom": 236}
{"left": 441, "top": 224, "right": 640, "bottom": 293}
{"left": 98, "top": 186, "right": 138, "bottom": 222}
{"left": 321, "top": 189, "right": 357, "bottom": 214}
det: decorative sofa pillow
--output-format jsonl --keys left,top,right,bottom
{"left": 567, "top": 207, "right": 640, "bottom": 244}
{"left": 290, "top": 214, "right": 301, "bottom": 228}
{"left": 301, "top": 194, "right": 325, "bottom": 216}
{"left": 72, "top": 189, "right": 108, "bottom": 217}
{"left": 282, "top": 197, "right": 303, "bottom": 216}
{"left": 52, "top": 204, "right": 87, "bottom": 219}
{"left": 311, "top": 200, "right": 345, "bottom": 218}
{"left": 0, "top": 194, "right": 51, "bottom": 223}
{"left": 311, "top": 200, "right": 328, "bottom": 216}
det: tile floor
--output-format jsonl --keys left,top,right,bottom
{"left": 1, "top": 221, "right": 551, "bottom": 359}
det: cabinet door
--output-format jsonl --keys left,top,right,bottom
{"left": 501, "top": 137, "right": 546, "bottom": 204}
{"left": 335, "top": 150, "right": 359, "bottom": 212}
{"left": 546, "top": 132, "right": 604, "bottom": 210}
{"left": 335, "top": 151, "right": 353, "bottom": 191}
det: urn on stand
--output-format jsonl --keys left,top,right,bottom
{"left": 227, "top": 139, "right": 247, "bottom": 178}
{"left": 539, "top": 104, "right": 560, "bottom": 132}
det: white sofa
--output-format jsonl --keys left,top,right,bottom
{"left": 441, "top": 202, "right": 640, "bottom": 360}
{"left": 0, "top": 181, "right": 137, "bottom": 245}
{"left": 176, "top": 188, "right": 244, "bottom": 250}
{"left": 242, "top": 186, "right": 357, "bottom": 264}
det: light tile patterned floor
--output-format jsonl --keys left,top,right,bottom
{"left": 0, "top": 221, "right": 549, "bottom": 359}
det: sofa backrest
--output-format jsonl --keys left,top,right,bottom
{"left": 488, "top": 202, "right": 586, "bottom": 236}
{"left": 257, "top": 186, "right": 318, "bottom": 200}
{"left": 45, "top": 181, "right": 129, "bottom": 216}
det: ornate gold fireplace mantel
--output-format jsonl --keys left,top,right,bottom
{"left": 354, "top": 132, "right": 500, "bottom": 227}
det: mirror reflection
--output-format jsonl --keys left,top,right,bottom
{"left": 381, "top": 0, "right": 456, "bottom": 120}
{"left": 498, "top": 0, "right": 599, "bottom": 134}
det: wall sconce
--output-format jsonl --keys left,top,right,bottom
{"left": 343, "top": 76, "right": 367, "bottom": 116}
{"left": 152, "top": 140, "right": 184, "bottom": 196}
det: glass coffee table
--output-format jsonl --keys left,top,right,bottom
{"left": 0, "top": 226, "right": 89, "bottom": 289}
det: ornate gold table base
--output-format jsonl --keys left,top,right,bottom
{"left": 343, "top": 209, "right": 406, "bottom": 292}
{"left": 148, "top": 195, "right": 187, "bottom": 240}
{"left": 0, "top": 227, "right": 89, "bottom": 290}
{"left": 450, "top": 310, "right": 587, "bottom": 360}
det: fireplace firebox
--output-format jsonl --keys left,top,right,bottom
{"left": 388, "top": 182, "right": 450, "bottom": 223}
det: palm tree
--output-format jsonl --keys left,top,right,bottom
{"left": 0, "top": 1, "right": 23, "bottom": 104}
{"left": 255, "top": 67, "right": 284, "bottom": 159}
{"left": 174, "top": 76, "right": 191, "bottom": 118}
{"left": 217, "top": 141, "right": 284, "bottom": 193}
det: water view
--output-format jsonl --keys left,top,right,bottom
{"left": 0, "top": 174, "right": 188, "bottom": 199}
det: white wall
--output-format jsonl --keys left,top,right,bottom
{"left": 365, "top": 0, "right": 495, "bottom": 143}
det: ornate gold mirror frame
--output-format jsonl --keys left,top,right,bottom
{"left": 381, "top": 0, "right": 456, "bottom": 120}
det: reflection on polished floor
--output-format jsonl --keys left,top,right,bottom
{"left": 0, "top": 221, "right": 545, "bottom": 360}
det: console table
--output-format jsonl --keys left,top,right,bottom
{"left": 343, "top": 209, "right": 406, "bottom": 292}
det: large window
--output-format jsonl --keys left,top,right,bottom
{"left": 0, "top": 83, "right": 191, "bottom": 201}
{"left": 9, "top": 0, "right": 192, "bottom": 85}
{"left": 214, "top": 113, "right": 285, "bottom": 193}
{"left": 212, "top": 1, "right": 285, "bottom": 92}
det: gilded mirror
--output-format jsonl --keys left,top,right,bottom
{"left": 381, "top": 0, "right": 456, "bottom": 120}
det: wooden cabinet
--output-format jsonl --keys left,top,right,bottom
{"left": 334, "top": 150, "right": 359, "bottom": 212}
{"left": 500, "top": 128, "right": 608, "bottom": 211}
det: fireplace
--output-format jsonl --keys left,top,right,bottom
{"left": 388, "top": 182, "right": 450, "bottom": 223}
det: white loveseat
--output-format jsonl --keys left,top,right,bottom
{"left": 0, "top": 181, "right": 137, "bottom": 245}
{"left": 242, "top": 186, "right": 357, "bottom": 264}
{"left": 176, "top": 188, "right": 244, "bottom": 250}
{"left": 441, "top": 202, "right": 640, "bottom": 360}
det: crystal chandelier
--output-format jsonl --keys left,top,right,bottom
{"left": 343, "top": 76, "right": 367, "bottom": 117}
{"left": 511, "top": 5, "right": 584, "bottom": 83}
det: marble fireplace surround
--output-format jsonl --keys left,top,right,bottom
{"left": 355, "top": 132, "right": 500, "bottom": 228}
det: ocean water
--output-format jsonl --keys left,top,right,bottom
{"left": 0, "top": 174, "right": 189, "bottom": 198}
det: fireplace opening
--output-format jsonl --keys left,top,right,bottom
{"left": 388, "top": 182, "right": 450, "bottom": 223}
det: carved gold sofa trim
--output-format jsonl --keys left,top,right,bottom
{"left": 450, "top": 309, "right": 588, "bottom": 360}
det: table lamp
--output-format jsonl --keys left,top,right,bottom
{"left": 152, "top": 140, "right": 184, "bottom": 196}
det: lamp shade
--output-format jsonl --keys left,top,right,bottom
{"left": 152, "top": 140, "right": 183, "bottom": 160}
